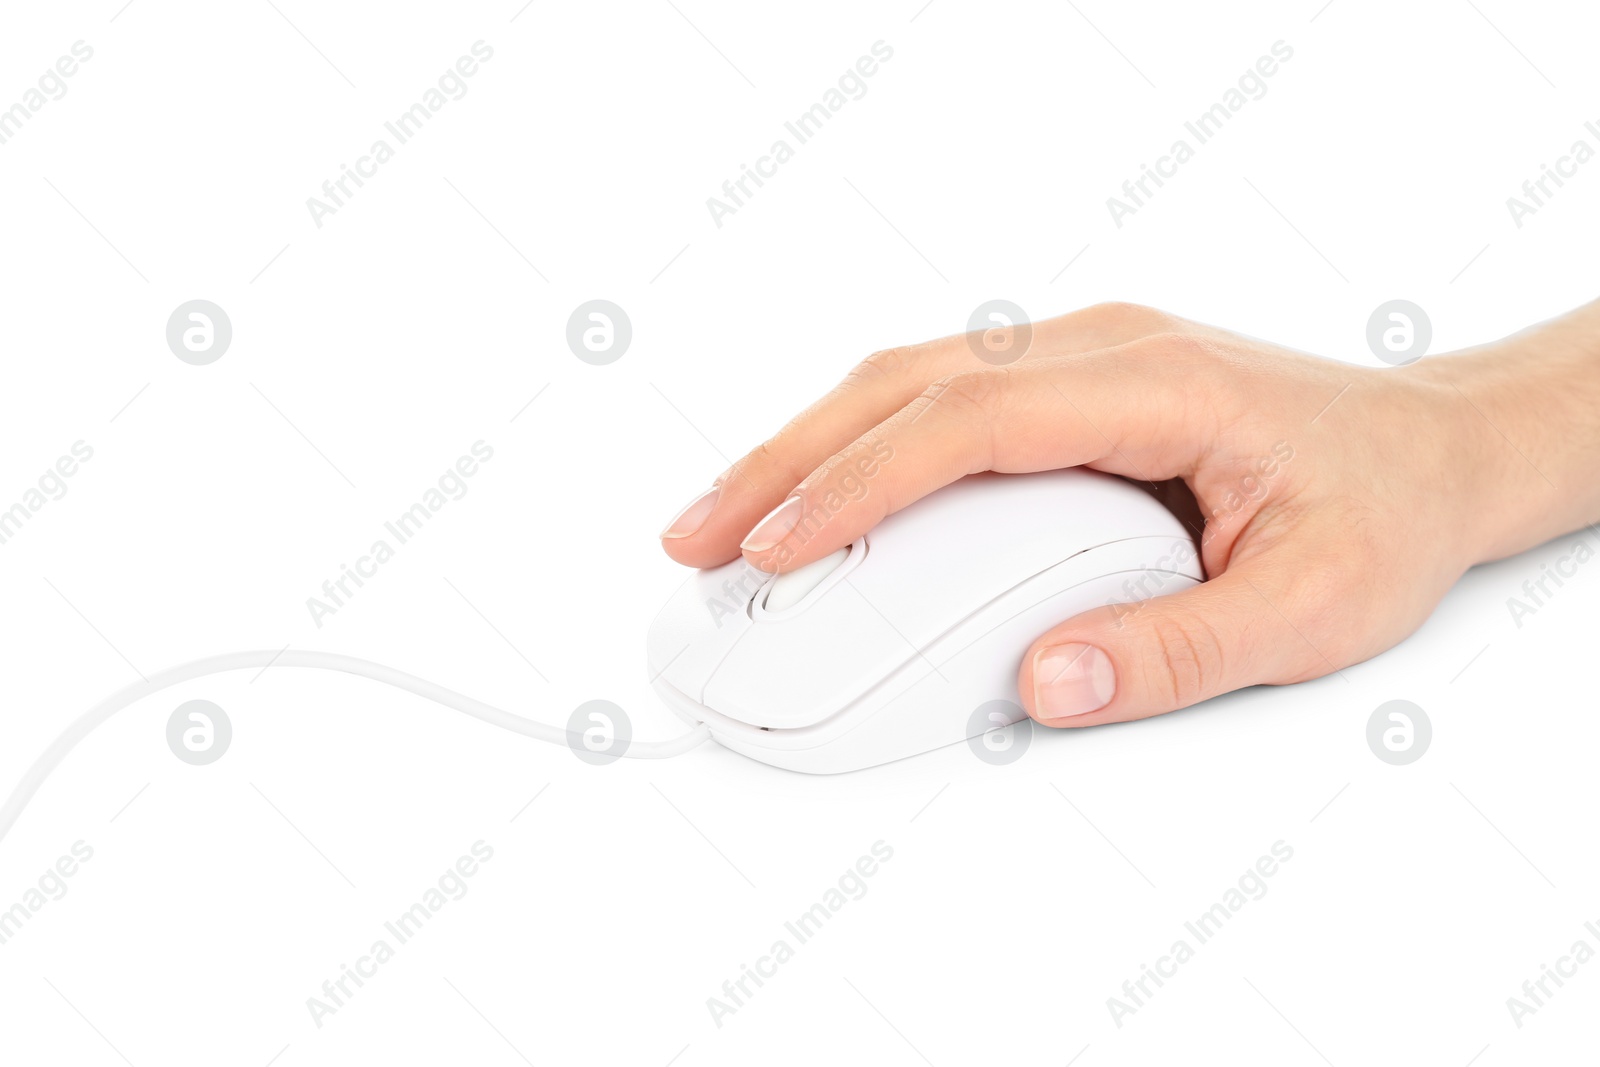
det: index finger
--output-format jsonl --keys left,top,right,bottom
{"left": 659, "top": 303, "right": 1193, "bottom": 569}
{"left": 737, "top": 335, "right": 1223, "bottom": 573}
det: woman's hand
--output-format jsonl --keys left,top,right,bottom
{"left": 658, "top": 301, "right": 1600, "bottom": 727}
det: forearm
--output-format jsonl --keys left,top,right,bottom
{"left": 1421, "top": 299, "right": 1600, "bottom": 563}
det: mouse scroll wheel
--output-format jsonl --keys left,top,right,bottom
{"left": 763, "top": 547, "right": 851, "bottom": 612}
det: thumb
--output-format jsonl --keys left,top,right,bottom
{"left": 1017, "top": 563, "right": 1316, "bottom": 727}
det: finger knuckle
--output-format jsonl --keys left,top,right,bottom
{"left": 1141, "top": 610, "right": 1222, "bottom": 708}
{"left": 1082, "top": 301, "right": 1169, "bottom": 331}
{"left": 732, "top": 437, "right": 806, "bottom": 488}
{"left": 922, "top": 369, "right": 1009, "bottom": 413}
{"left": 1127, "top": 330, "right": 1215, "bottom": 362}
{"left": 748, "top": 438, "right": 783, "bottom": 472}
{"left": 849, "top": 346, "right": 922, "bottom": 386}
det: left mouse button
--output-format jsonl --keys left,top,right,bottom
{"left": 647, "top": 556, "right": 762, "bottom": 701}
{"left": 762, "top": 547, "right": 851, "bottom": 612}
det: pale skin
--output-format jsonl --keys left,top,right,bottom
{"left": 659, "top": 300, "right": 1600, "bottom": 726}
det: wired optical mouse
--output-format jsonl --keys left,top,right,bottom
{"left": 647, "top": 468, "right": 1203, "bottom": 773}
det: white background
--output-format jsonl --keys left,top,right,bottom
{"left": 1, "top": 0, "right": 1597, "bottom": 1064}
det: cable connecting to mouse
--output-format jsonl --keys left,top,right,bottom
{"left": 0, "top": 650, "right": 713, "bottom": 848}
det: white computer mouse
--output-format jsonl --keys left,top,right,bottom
{"left": 646, "top": 468, "right": 1204, "bottom": 773}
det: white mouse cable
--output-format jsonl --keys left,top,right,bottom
{"left": 0, "top": 649, "right": 712, "bottom": 845}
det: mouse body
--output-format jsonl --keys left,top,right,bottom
{"left": 646, "top": 468, "right": 1203, "bottom": 773}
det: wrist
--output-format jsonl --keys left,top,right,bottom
{"left": 1409, "top": 308, "right": 1600, "bottom": 564}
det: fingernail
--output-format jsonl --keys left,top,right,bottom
{"left": 660, "top": 486, "right": 720, "bottom": 539}
{"left": 741, "top": 495, "right": 803, "bottom": 553}
{"left": 1032, "top": 643, "right": 1116, "bottom": 720}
